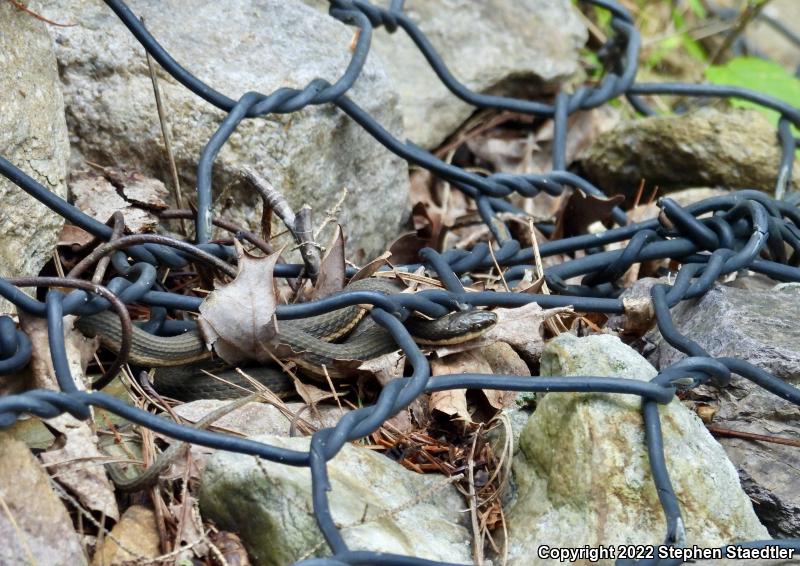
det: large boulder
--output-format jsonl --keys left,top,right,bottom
{"left": 39, "top": 0, "right": 410, "bottom": 258}
{"left": 0, "top": 3, "right": 70, "bottom": 313}
{"left": 581, "top": 108, "right": 800, "bottom": 199}
{"left": 199, "top": 434, "right": 471, "bottom": 565}
{"left": 305, "top": 0, "right": 588, "bottom": 149}
{"left": 648, "top": 283, "right": 800, "bottom": 537}
{"left": 505, "top": 333, "right": 768, "bottom": 565}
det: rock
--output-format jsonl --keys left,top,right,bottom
{"left": 0, "top": 3, "right": 70, "bottom": 313}
{"left": 539, "top": 332, "right": 657, "bottom": 379}
{"left": 0, "top": 433, "right": 87, "bottom": 566}
{"left": 91, "top": 505, "right": 161, "bottom": 566}
{"left": 40, "top": 0, "right": 410, "bottom": 258}
{"left": 647, "top": 283, "right": 800, "bottom": 537}
{"left": 305, "top": 0, "right": 587, "bottom": 149}
{"left": 505, "top": 333, "right": 768, "bottom": 565}
{"left": 199, "top": 435, "right": 471, "bottom": 565}
{"left": 581, "top": 108, "right": 800, "bottom": 199}
{"left": 174, "top": 399, "right": 349, "bottom": 437}
{"left": 605, "top": 277, "right": 662, "bottom": 335}
{"left": 70, "top": 170, "right": 169, "bottom": 233}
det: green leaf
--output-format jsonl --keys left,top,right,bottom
{"left": 687, "top": 0, "right": 707, "bottom": 18}
{"left": 705, "top": 57, "right": 800, "bottom": 125}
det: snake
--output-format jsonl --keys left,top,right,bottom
{"left": 76, "top": 278, "right": 497, "bottom": 401}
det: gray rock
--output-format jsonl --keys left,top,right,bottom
{"left": 0, "top": 3, "right": 70, "bottom": 314}
{"left": 199, "top": 435, "right": 471, "bottom": 565}
{"left": 40, "top": 0, "right": 410, "bottom": 258}
{"left": 505, "top": 333, "right": 767, "bottom": 565}
{"left": 306, "top": 0, "right": 587, "bottom": 149}
{"left": 174, "top": 399, "right": 349, "bottom": 437}
{"left": 581, "top": 108, "right": 800, "bottom": 199}
{"left": 648, "top": 283, "right": 800, "bottom": 537}
{"left": 0, "top": 433, "right": 87, "bottom": 565}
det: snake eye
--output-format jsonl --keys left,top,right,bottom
{"left": 451, "top": 310, "right": 497, "bottom": 334}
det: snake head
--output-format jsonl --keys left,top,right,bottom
{"left": 409, "top": 309, "right": 497, "bottom": 345}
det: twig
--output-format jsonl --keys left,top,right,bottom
{"left": 528, "top": 219, "right": 568, "bottom": 333}
{"left": 7, "top": 0, "right": 76, "bottom": 27}
{"left": 242, "top": 167, "right": 296, "bottom": 232}
{"left": 706, "top": 424, "right": 800, "bottom": 448}
{"left": 466, "top": 430, "right": 484, "bottom": 565}
{"left": 294, "top": 205, "right": 321, "bottom": 279}
{"left": 143, "top": 17, "right": 186, "bottom": 236}
{"left": 92, "top": 212, "right": 125, "bottom": 285}
{"left": 708, "top": 0, "right": 775, "bottom": 65}
{"left": 313, "top": 187, "right": 348, "bottom": 240}
{"left": 488, "top": 240, "right": 510, "bottom": 292}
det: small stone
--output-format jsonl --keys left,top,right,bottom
{"left": 581, "top": 108, "right": 800, "bottom": 199}
{"left": 91, "top": 505, "right": 161, "bottom": 566}
{"left": 199, "top": 435, "right": 471, "bottom": 565}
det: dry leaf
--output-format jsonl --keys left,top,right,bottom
{"left": 357, "top": 351, "right": 405, "bottom": 386}
{"left": 40, "top": 415, "right": 119, "bottom": 521}
{"left": 388, "top": 231, "right": 430, "bottom": 265}
{"left": 293, "top": 378, "right": 338, "bottom": 406}
{"left": 479, "top": 341, "right": 531, "bottom": 377}
{"left": 311, "top": 225, "right": 346, "bottom": 300}
{"left": 17, "top": 314, "right": 117, "bottom": 518}
{"left": 198, "top": 242, "right": 280, "bottom": 364}
{"left": 434, "top": 303, "right": 571, "bottom": 362}
{"left": 169, "top": 496, "right": 209, "bottom": 560}
{"left": 57, "top": 224, "right": 94, "bottom": 247}
{"left": 19, "top": 313, "right": 97, "bottom": 390}
{"left": 431, "top": 349, "right": 518, "bottom": 412}
{"left": 428, "top": 388, "right": 471, "bottom": 423}
{"left": 351, "top": 251, "right": 392, "bottom": 282}
{"left": 556, "top": 190, "right": 625, "bottom": 238}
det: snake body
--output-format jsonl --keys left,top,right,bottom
{"left": 76, "top": 278, "right": 497, "bottom": 400}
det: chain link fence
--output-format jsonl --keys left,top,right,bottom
{"left": 1, "top": 0, "right": 799, "bottom": 564}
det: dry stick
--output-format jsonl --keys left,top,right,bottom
{"left": 158, "top": 209, "right": 274, "bottom": 255}
{"left": 527, "top": 219, "right": 569, "bottom": 333}
{"left": 487, "top": 240, "right": 510, "bottom": 292}
{"left": 294, "top": 205, "right": 321, "bottom": 279}
{"left": 466, "top": 430, "right": 484, "bottom": 565}
{"left": 7, "top": 0, "right": 76, "bottom": 27}
{"left": 706, "top": 425, "right": 800, "bottom": 448}
{"left": 313, "top": 186, "right": 348, "bottom": 241}
{"left": 92, "top": 212, "right": 126, "bottom": 285}
{"left": 142, "top": 17, "right": 186, "bottom": 237}
{"left": 708, "top": 0, "right": 775, "bottom": 65}
{"left": 242, "top": 167, "right": 296, "bottom": 231}
{"left": 241, "top": 167, "right": 323, "bottom": 280}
